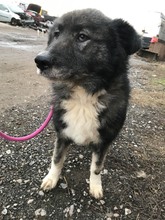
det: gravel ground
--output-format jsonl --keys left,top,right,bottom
{"left": 0, "top": 24, "right": 165, "bottom": 220}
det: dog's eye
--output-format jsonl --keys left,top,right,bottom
{"left": 77, "top": 33, "right": 89, "bottom": 42}
{"left": 54, "top": 30, "right": 60, "bottom": 38}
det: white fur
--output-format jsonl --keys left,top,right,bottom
{"left": 41, "top": 160, "right": 61, "bottom": 191}
{"left": 41, "top": 140, "right": 66, "bottom": 191}
{"left": 61, "top": 86, "right": 105, "bottom": 145}
{"left": 89, "top": 153, "right": 103, "bottom": 199}
{"left": 36, "top": 68, "right": 41, "bottom": 74}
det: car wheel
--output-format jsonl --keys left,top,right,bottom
{"left": 11, "top": 18, "right": 17, "bottom": 26}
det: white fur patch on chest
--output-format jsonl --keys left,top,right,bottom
{"left": 61, "top": 87, "right": 106, "bottom": 145}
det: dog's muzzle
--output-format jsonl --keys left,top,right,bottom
{"left": 35, "top": 51, "right": 52, "bottom": 71}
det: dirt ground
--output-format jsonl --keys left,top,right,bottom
{"left": 0, "top": 23, "right": 165, "bottom": 220}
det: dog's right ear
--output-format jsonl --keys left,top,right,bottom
{"left": 112, "top": 19, "right": 141, "bottom": 55}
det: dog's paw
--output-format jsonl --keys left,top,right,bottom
{"left": 41, "top": 174, "right": 58, "bottom": 191}
{"left": 89, "top": 184, "right": 103, "bottom": 199}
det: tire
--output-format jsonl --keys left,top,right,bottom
{"left": 10, "top": 18, "right": 17, "bottom": 26}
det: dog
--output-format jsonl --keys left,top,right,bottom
{"left": 35, "top": 8, "right": 141, "bottom": 199}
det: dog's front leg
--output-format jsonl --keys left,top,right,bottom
{"left": 41, "top": 137, "right": 68, "bottom": 191}
{"left": 89, "top": 146, "right": 108, "bottom": 199}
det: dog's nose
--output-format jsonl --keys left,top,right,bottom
{"left": 35, "top": 52, "right": 52, "bottom": 70}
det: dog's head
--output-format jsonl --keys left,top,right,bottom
{"left": 35, "top": 9, "right": 141, "bottom": 84}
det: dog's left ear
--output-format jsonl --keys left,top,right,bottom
{"left": 112, "top": 19, "right": 141, "bottom": 55}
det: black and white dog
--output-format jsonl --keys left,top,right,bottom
{"left": 35, "top": 9, "right": 141, "bottom": 199}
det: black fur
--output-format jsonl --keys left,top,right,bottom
{"left": 35, "top": 8, "right": 141, "bottom": 198}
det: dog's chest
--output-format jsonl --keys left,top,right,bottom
{"left": 61, "top": 87, "right": 105, "bottom": 145}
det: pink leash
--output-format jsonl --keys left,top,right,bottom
{"left": 0, "top": 106, "right": 54, "bottom": 142}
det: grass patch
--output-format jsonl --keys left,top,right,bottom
{"left": 153, "top": 78, "right": 165, "bottom": 86}
{"left": 131, "top": 88, "right": 165, "bottom": 107}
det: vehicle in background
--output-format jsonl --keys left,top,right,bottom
{"left": 0, "top": 1, "right": 55, "bottom": 31}
{"left": 7, "top": 3, "right": 34, "bottom": 26}
{"left": 25, "top": 3, "right": 46, "bottom": 26}
{"left": 26, "top": 3, "right": 47, "bottom": 16}
{"left": 25, "top": 10, "right": 44, "bottom": 26}
{"left": 19, "top": 2, "right": 56, "bottom": 28}
{"left": 0, "top": 2, "right": 21, "bottom": 25}
{"left": 24, "top": 3, "right": 56, "bottom": 31}
{"left": 0, "top": 2, "right": 34, "bottom": 26}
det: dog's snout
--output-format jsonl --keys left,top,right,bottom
{"left": 35, "top": 52, "right": 52, "bottom": 71}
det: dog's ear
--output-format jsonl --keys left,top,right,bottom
{"left": 112, "top": 19, "right": 141, "bottom": 55}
